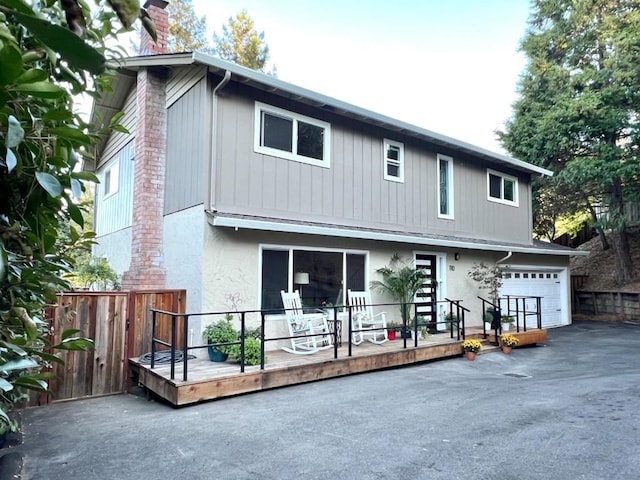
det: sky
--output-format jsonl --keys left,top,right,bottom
{"left": 191, "top": 0, "right": 533, "bottom": 154}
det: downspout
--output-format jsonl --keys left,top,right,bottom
{"left": 208, "top": 70, "right": 232, "bottom": 212}
{"left": 496, "top": 251, "right": 512, "bottom": 265}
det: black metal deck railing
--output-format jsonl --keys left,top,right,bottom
{"left": 148, "top": 299, "right": 466, "bottom": 382}
{"left": 478, "top": 295, "right": 543, "bottom": 344}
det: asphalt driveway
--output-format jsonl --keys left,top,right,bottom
{"left": 18, "top": 320, "right": 640, "bottom": 480}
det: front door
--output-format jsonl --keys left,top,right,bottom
{"left": 414, "top": 253, "right": 437, "bottom": 332}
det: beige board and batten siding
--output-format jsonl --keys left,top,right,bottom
{"left": 94, "top": 141, "right": 134, "bottom": 236}
{"left": 214, "top": 89, "right": 532, "bottom": 245}
{"left": 165, "top": 76, "right": 209, "bottom": 214}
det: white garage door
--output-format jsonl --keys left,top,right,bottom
{"left": 501, "top": 270, "right": 564, "bottom": 328}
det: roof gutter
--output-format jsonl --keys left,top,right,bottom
{"left": 208, "top": 213, "right": 588, "bottom": 257}
{"left": 208, "top": 70, "right": 232, "bottom": 211}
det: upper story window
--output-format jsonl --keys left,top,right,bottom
{"left": 103, "top": 160, "right": 120, "bottom": 198}
{"left": 383, "top": 139, "right": 404, "bottom": 182}
{"left": 437, "top": 153, "right": 454, "bottom": 219}
{"left": 487, "top": 169, "right": 518, "bottom": 206}
{"left": 254, "top": 102, "right": 331, "bottom": 168}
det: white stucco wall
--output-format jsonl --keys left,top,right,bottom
{"left": 93, "top": 228, "right": 132, "bottom": 276}
{"left": 163, "top": 205, "right": 205, "bottom": 312}
{"left": 199, "top": 227, "right": 573, "bottom": 350}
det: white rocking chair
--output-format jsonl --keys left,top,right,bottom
{"left": 280, "top": 290, "right": 332, "bottom": 355}
{"left": 347, "top": 290, "right": 388, "bottom": 345}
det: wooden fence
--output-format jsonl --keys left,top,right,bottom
{"left": 573, "top": 290, "right": 640, "bottom": 320}
{"left": 36, "top": 289, "right": 186, "bottom": 405}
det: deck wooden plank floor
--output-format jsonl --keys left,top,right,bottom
{"left": 130, "top": 333, "right": 463, "bottom": 405}
{"left": 130, "top": 328, "right": 547, "bottom": 405}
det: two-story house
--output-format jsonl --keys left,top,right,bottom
{"left": 90, "top": 3, "right": 579, "bottom": 346}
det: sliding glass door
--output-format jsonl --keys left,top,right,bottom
{"left": 261, "top": 247, "right": 366, "bottom": 311}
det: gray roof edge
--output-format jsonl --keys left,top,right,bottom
{"left": 207, "top": 211, "right": 585, "bottom": 257}
{"left": 118, "top": 52, "right": 552, "bottom": 177}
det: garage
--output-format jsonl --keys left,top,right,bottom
{"left": 501, "top": 268, "right": 568, "bottom": 328}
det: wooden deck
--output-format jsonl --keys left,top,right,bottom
{"left": 130, "top": 328, "right": 547, "bottom": 406}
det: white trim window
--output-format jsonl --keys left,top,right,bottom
{"left": 383, "top": 139, "right": 404, "bottom": 182}
{"left": 487, "top": 169, "right": 518, "bottom": 206}
{"left": 103, "top": 160, "right": 120, "bottom": 198}
{"left": 437, "top": 154, "right": 454, "bottom": 219}
{"left": 254, "top": 102, "right": 331, "bottom": 168}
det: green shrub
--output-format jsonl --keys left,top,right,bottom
{"left": 203, "top": 319, "right": 238, "bottom": 355}
{"left": 228, "top": 337, "right": 263, "bottom": 365}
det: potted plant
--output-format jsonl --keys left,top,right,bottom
{"left": 501, "top": 315, "right": 515, "bottom": 332}
{"left": 445, "top": 312, "right": 460, "bottom": 328}
{"left": 461, "top": 339, "right": 482, "bottom": 361}
{"left": 370, "top": 254, "right": 431, "bottom": 339}
{"left": 203, "top": 315, "right": 238, "bottom": 362}
{"left": 386, "top": 321, "right": 400, "bottom": 340}
{"left": 500, "top": 333, "right": 519, "bottom": 354}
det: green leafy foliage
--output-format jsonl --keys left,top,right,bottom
{"left": 228, "top": 337, "right": 262, "bottom": 366}
{"left": 499, "top": 0, "right": 640, "bottom": 284}
{"left": 468, "top": 262, "right": 503, "bottom": 305}
{"left": 0, "top": 0, "right": 155, "bottom": 431}
{"left": 370, "top": 254, "right": 430, "bottom": 325}
{"left": 202, "top": 318, "right": 238, "bottom": 355}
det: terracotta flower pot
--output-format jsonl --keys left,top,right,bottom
{"left": 465, "top": 351, "right": 477, "bottom": 361}
{"left": 502, "top": 346, "right": 512, "bottom": 355}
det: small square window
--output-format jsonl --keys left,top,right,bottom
{"left": 514, "top": 273, "right": 520, "bottom": 279}
{"left": 487, "top": 169, "right": 518, "bottom": 206}
{"left": 523, "top": 273, "right": 529, "bottom": 279}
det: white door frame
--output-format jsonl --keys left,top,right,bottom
{"left": 414, "top": 250, "right": 448, "bottom": 330}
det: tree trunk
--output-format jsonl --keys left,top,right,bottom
{"left": 597, "top": 227, "right": 609, "bottom": 251}
{"left": 611, "top": 230, "right": 634, "bottom": 286}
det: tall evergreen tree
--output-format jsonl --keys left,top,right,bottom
{"left": 500, "top": 0, "right": 640, "bottom": 285}
{"left": 167, "top": 0, "right": 212, "bottom": 53}
{"left": 212, "top": 9, "right": 271, "bottom": 72}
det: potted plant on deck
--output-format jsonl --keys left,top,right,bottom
{"left": 501, "top": 315, "right": 515, "bottom": 332}
{"left": 203, "top": 315, "right": 238, "bottom": 362}
{"left": 370, "top": 254, "right": 431, "bottom": 339}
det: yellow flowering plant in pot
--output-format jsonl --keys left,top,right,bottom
{"left": 462, "top": 339, "right": 482, "bottom": 353}
{"left": 501, "top": 334, "right": 520, "bottom": 348}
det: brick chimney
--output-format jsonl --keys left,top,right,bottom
{"left": 122, "top": 1, "right": 169, "bottom": 290}
{"left": 140, "top": 0, "right": 169, "bottom": 55}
